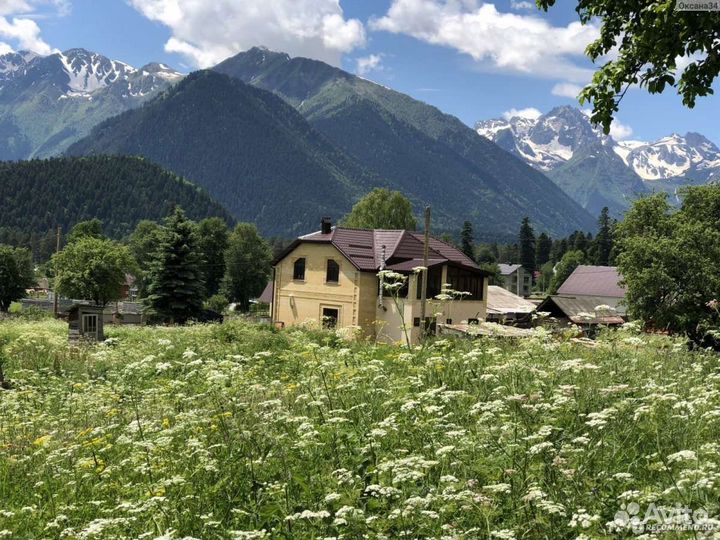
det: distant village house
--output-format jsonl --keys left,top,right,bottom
{"left": 498, "top": 264, "right": 532, "bottom": 297}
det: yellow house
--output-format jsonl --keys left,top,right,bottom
{"left": 270, "top": 219, "right": 489, "bottom": 344}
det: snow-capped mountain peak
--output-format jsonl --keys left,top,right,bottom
{"left": 0, "top": 48, "right": 183, "bottom": 98}
{"left": 0, "top": 50, "right": 40, "bottom": 78}
{"left": 477, "top": 106, "right": 720, "bottom": 183}
{"left": 138, "top": 62, "right": 184, "bottom": 81}
{"left": 476, "top": 105, "right": 600, "bottom": 170}
{"left": 58, "top": 48, "right": 138, "bottom": 94}
{"left": 614, "top": 132, "right": 720, "bottom": 181}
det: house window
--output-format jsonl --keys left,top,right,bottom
{"left": 326, "top": 259, "right": 340, "bottom": 283}
{"left": 322, "top": 307, "right": 339, "bottom": 328}
{"left": 293, "top": 258, "right": 306, "bottom": 281}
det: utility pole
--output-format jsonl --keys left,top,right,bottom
{"left": 419, "top": 206, "right": 431, "bottom": 336}
{"left": 53, "top": 226, "right": 61, "bottom": 317}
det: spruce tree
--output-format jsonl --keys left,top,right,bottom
{"left": 536, "top": 232, "right": 552, "bottom": 267}
{"left": 460, "top": 221, "right": 475, "bottom": 261}
{"left": 145, "top": 208, "right": 205, "bottom": 324}
{"left": 593, "top": 207, "right": 614, "bottom": 266}
{"left": 518, "top": 217, "right": 536, "bottom": 271}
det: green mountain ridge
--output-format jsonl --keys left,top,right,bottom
{"left": 214, "top": 47, "right": 596, "bottom": 238}
{"left": 67, "top": 70, "right": 378, "bottom": 236}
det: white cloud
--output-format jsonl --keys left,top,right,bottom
{"left": 0, "top": 0, "right": 66, "bottom": 55}
{"left": 128, "top": 0, "right": 366, "bottom": 68}
{"left": 609, "top": 118, "right": 633, "bottom": 140}
{"left": 0, "top": 14, "right": 51, "bottom": 54}
{"left": 502, "top": 107, "right": 542, "bottom": 120}
{"left": 551, "top": 82, "right": 583, "bottom": 98}
{"left": 356, "top": 53, "right": 384, "bottom": 76}
{"left": 371, "top": 0, "right": 599, "bottom": 82}
{"left": 510, "top": 1, "right": 534, "bottom": 10}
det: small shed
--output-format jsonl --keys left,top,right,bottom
{"left": 67, "top": 304, "right": 105, "bottom": 343}
{"left": 536, "top": 295, "right": 626, "bottom": 326}
{"left": 486, "top": 285, "right": 537, "bottom": 325}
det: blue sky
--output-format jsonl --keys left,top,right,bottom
{"left": 3, "top": 0, "right": 718, "bottom": 143}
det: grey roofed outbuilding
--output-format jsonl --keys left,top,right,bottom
{"left": 486, "top": 285, "right": 537, "bottom": 316}
{"left": 537, "top": 294, "right": 626, "bottom": 325}
{"left": 257, "top": 282, "right": 273, "bottom": 304}
{"left": 557, "top": 265, "right": 625, "bottom": 298}
{"left": 498, "top": 263, "right": 522, "bottom": 275}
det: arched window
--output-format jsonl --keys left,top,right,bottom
{"left": 326, "top": 259, "right": 340, "bottom": 283}
{"left": 293, "top": 258, "right": 306, "bottom": 281}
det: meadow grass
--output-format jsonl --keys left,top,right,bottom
{"left": 0, "top": 319, "right": 719, "bottom": 539}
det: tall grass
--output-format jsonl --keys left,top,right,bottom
{"left": 0, "top": 319, "right": 718, "bottom": 539}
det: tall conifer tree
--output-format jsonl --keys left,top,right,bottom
{"left": 519, "top": 217, "right": 536, "bottom": 271}
{"left": 145, "top": 208, "right": 205, "bottom": 324}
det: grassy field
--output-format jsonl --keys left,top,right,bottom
{"left": 1, "top": 319, "right": 719, "bottom": 539}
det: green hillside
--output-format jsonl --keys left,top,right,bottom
{"left": 0, "top": 156, "right": 232, "bottom": 247}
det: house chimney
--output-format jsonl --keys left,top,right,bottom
{"left": 321, "top": 217, "right": 332, "bottom": 234}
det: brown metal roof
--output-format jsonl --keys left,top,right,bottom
{"left": 274, "top": 226, "right": 484, "bottom": 274}
{"left": 557, "top": 265, "right": 625, "bottom": 298}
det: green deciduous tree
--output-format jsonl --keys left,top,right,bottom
{"left": 519, "top": 217, "right": 536, "bottom": 271}
{"left": 476, "top": 245, "right": 497, "bottom": 265}
{"left": 67, "top": 219, "right": 104, "bottom": 244}
{"left": 223, "top": 223, "right": 272, "bottom": 312}
{"left": 197, "top": 217, "right": 229, "bottom": 297}
{"left": 342, "top": 188, "right": 417, "bottom": 230}
{"left": 536, "top": 261, "right": 556, "bottom": 293}
{"left": 616, "top": 187, "right": 720, "bottom": 341}
{"left": 549, "top": 250, "right": 586, "bottom": 294}
{"left": 0, "top": 245, "right": 34, "bottom": 312}
{"left": 53, "top": 237, "right": 136, "bottom": 306}
{"left": 538, "top": 1, "right": 720, "bottom": 133}
{"left": 460, "top": 221, "right": 475, "bottom": 261}
{"left": 145, "top": 208, "right": 205, "bottom": 324}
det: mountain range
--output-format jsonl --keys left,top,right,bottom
{"left": 13, "top": 45, "right": 716, "bottom": 239}
{"left": 62, "top": 46, "right": 594, "bottom": 238}
{"left": 0, "top": 48, "right": 181, "bottom": 159}
{"left": 476, "top": 107, "right": 720, "bottom": 215}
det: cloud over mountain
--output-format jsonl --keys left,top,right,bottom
{"left": 0, "top": 0, "right": 67, "bottom": 55}
{"left": 128, "top": 0, "right": 365, "bottom": 68}
{"left": 371, "top": 0, "right": 599, "bottom": 82}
